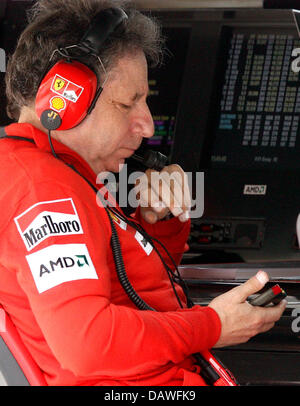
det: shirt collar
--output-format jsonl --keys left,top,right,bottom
{"left": 5, "top": 122, "right": 97, "bottom": 186}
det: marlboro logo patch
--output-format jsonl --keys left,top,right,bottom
{"left": 14, "top": 198, "right": 84, "bottom": 251}
{"left": 51, "top": 74, "right": 84, "bottom": 103}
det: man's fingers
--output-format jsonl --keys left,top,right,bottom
{"left": 135, "top": 165, "right": 192, "bottom": 222}
{"left": 161, "top": 165, "right": 192, "bottom": 214}
{"left": 148, "top": 166, "right": 191, "bottom": 219}
{"left": 259, "top": 299, "right": 287, "bottom": 325}
{"left": 138, "top": 175, "right": 160, "bottom": 208}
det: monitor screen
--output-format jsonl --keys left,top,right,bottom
{"left": 209, "top": 27, "right": 300, "bottom": 170}
{"left": 145, "top": 26, "right": 190, "bottom": 158}
{"left": 169, "top": 9, "right": 300, "bottom": 262}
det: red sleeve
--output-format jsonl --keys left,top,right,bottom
{"left": 132, "top": 206, "right": 191, "bottom": 266}
{"left": 13, "top": 180, "right": 221, "bottom": 379}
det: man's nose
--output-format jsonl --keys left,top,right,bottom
{"left": 131, "top": 103, "right": 154, "bottom": 139}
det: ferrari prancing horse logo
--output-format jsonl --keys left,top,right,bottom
{"left": 54, "top": 78, "right": 66, "bottom": 91}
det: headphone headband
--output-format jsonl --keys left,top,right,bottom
{"left": 78, "top": 8, "right": 128, "bottom": 55}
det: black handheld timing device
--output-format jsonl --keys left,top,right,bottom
{"left": 249, "top": 284, "right": 287, "bottom": 307}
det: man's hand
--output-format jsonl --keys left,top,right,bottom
{"left": 136, "top": 164, "right": 191, "bottom": 224}
{"left": 209, "top": 271, "right": 287, "bottom": 348}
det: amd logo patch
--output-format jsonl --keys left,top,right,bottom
{"left": 26, "top": 244, "right": 98, "bottom": 293}
{"left": 243, "top": 185, "right": 267, "bottom": 195}
{"left": 14, "top": 198, "right": 83, "bottom": 251}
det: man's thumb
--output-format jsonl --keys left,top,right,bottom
{"left": 237, "top": 270, "right": 269, "bottom": 302}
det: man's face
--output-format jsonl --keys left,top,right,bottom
{"left": 72, "top": 51, "right": 154, "bottom": 174}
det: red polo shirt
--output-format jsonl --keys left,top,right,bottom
{"left": 0, "top": 123, "right": 221, "bottom": 386}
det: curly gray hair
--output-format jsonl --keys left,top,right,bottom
{"left": 5, "top": 0, "right": 164, "bottom": 120}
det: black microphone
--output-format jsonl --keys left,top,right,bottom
{"left": 131, "top": 150, "right": 168, "bottom": 171}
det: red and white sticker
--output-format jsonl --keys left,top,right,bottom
{"left": 134, "top": 231, "right": 153, "bottom": 256}
{"left": 109, "top": 212, "right": 153, "bottom": 255}
{"left": 51, "top": 74, "right": 84, "bottom": 103}
{"left": 26, "top": 244, "right": 98, "bottom": 293}
{"left": 14, "top": 198, "right": 84, "bottom": 251}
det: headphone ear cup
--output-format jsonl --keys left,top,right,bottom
{"left": 35, "top": 60, "right": 98, "bottom": 131}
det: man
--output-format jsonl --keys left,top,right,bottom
{"left": 0, "top": 0, "right": 285, "bottom": 386}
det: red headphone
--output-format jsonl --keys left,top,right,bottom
{"left": 35, "top": 8, "right": 128, "bottom": 131}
